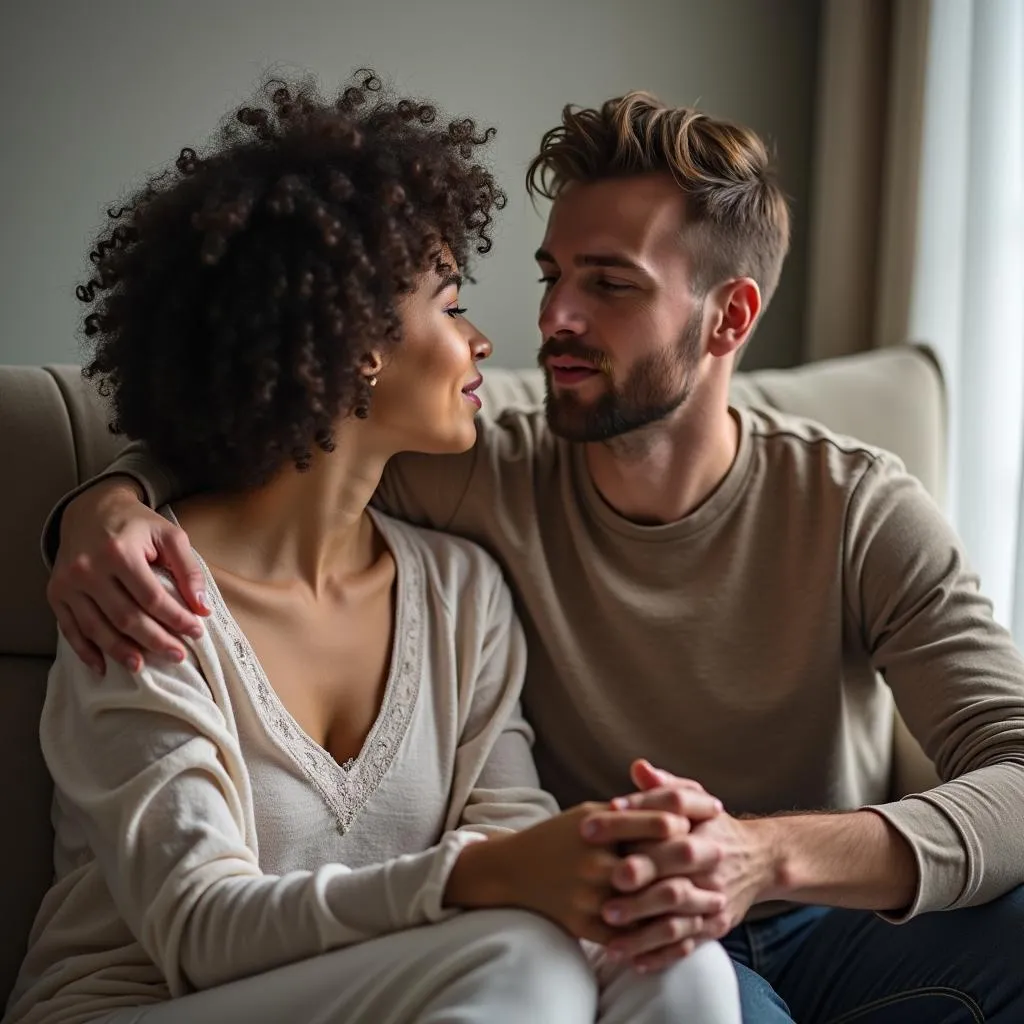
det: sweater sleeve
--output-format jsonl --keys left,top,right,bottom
{"left": 448, "top": 566, "right": 560, "bottom": 834}
{"left": 844, "top": 455, "right": 1024, "bottom": 919}
{"left": 41, "top": 633, "right": 489, "bottom": 996}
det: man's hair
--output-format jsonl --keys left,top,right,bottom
{"left": 526, "top": 91, "right": 790, "bottom": 307}
{"left": 79, "top": 70, "right": 504, "bottom": 491}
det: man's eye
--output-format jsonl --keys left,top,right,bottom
{"left": 596, "top": 279, "right": 632, "bottom": 292}
{"left": 537, "top": 276, "right": 557, "bottom": 289}
{"left": 445, "top": 306, "right": 468, "bottom": 319}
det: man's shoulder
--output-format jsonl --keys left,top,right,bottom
{"left": 742, "top": 404, "right": 903, "bottom": 484}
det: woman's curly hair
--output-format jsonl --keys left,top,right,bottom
{"left": 79, "top": 70, "right": 504, "bottom": 490}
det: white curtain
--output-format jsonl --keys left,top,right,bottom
{"left": 808, "top": 0, "right": 1024, "bottom": 635}
{"left": 903, "top": 0, "right": 1024, "bottom": 633}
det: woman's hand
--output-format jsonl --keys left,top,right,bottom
{"left": 446, "top": 804, "right": 622, "bottom": 943}
{"left": 47, "top": 478, "right": 208, "bottom": 673}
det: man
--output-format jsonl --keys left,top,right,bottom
{"left": 46, "top": 91, "right": 1024, "bottom": 1021}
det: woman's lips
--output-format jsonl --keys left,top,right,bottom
{"left": 461, "top": 375, "right": 483, "bottom": 409}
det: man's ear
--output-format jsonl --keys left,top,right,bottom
{"left": 707, "top": 278, "right": 761, "bottom": 358}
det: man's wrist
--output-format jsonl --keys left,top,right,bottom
{"left": 739, "top": 816, "right": 790, "bottom": 903}
{"left": 99, "top": 474, "right": 147, "bottom": 506}
{"left": 57, "top": 475, "right": 147, "bottom": 555}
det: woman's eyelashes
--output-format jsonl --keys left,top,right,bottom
{"left": 445, "top": 306, "right": 468, "bottom": 319}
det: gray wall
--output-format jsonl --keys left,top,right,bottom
{"left": 0, "top": 0, "right": 820, "bottom": 370}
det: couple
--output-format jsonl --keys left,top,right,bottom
{"left": 7, "top": 72, "right": 740, "bottom": 1024}
{"left": 10, "top": 68, "right": 1024, "bottom": 1024}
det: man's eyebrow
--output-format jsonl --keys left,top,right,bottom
{"left": 534, "top": 248, "right": 646, "bottom": 273}
{"left": 432, "top": 272, "right": 463, "bottom": 296}
{"left": 577, "top": 253, "right": 646, "bottom": 272}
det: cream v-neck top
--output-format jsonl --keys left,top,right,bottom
{"left": 7, "top": 510, "right": 557, "bottom": 1024}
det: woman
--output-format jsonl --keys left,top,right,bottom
{"left": 5, "top": 72, "right": 740, "bottom": 1024}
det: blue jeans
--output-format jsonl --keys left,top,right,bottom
{"left": 720, "top": 885, "right": 1024, "bottom": 1022}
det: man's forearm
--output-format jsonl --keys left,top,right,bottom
{"left": 750, "top": 809, "right": 918, "bottom": 913}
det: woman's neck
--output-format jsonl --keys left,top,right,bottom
{"left": 175, "top": 436, "right": 390, "bottom": 595}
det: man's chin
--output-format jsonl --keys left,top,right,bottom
{"left": 544, "top": 393, "right": 616, "bottom": 443}
{"left": 544, "top": 390, "right": 687, "bottom": 443}
{"left": 545, "top": 415, "right": 589, "bottom": 442}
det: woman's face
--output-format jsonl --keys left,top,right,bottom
{"left": 369, "top": 251, "right": 492, "bottom": 455}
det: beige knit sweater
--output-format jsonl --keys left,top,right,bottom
{"left": 8, "top": 511, "right": 556, "bottom": 1024}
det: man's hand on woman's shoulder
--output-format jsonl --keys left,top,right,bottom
{"left": 48, "top": 477, "right": 208, "bottom": 674}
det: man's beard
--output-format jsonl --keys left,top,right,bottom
{"left": 539, "top": 313, "right": 703, "bottom": 443}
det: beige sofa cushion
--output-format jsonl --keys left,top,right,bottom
{"left": 0, "top": 366, "right": 129, "bottom": 1003}
{"left": 0, "top": 345, "right": 945, "bottom": 1005}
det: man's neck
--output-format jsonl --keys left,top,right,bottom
{"left": 582, "top": 386, "right": 740, "bottom": 526}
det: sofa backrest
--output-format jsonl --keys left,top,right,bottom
{"left": 0, "top": 365, "right": 128, "bottom": 1005}
{"left": 0, "top": 345, "right": 945, "bottom": 1005}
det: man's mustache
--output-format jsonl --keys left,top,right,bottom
{"left": 537, "top": 339, "right": 612, "bottom": 375}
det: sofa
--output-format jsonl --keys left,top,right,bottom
{"left": 0, "top": 344, "right": 946, "bottom": 1006}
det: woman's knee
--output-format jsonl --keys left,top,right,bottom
{"left": 454, "top": 910, "right": 597, "bottom": 1014}
{"left": 601, "top": 940, "right": 742, "bottom": 1024}
{"left": 657, "top": 941, "right": 741, "bottom": 1020}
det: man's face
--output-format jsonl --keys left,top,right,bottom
{"left": 535, "top": 173, "right": 705, "bottom": 442}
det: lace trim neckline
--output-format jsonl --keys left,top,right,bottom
{"left": 163, "top": 505, "right": 424, "bottom": 835}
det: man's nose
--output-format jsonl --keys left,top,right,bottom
{"left": 538, "top": 283, "right": 587, "bottom": 337}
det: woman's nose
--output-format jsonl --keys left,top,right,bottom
{"left": 470, "top": 325, "right": 492, "bottom": 362}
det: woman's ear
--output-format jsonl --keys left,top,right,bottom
{"left": 360, "top": 350, "right": 384, "bottom": 378}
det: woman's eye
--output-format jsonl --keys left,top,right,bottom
{"left": 445, "top": 306, "right": 468, "bottom": 319}
{"left": 537, "top": 276, "right": 557, "bottom": 289}
{"left": 596, "top": 279, "right": 631, "bottom": 292}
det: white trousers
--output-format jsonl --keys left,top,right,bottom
{"left": 99, "top": 910, "right": 741, "bottom": 1024}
